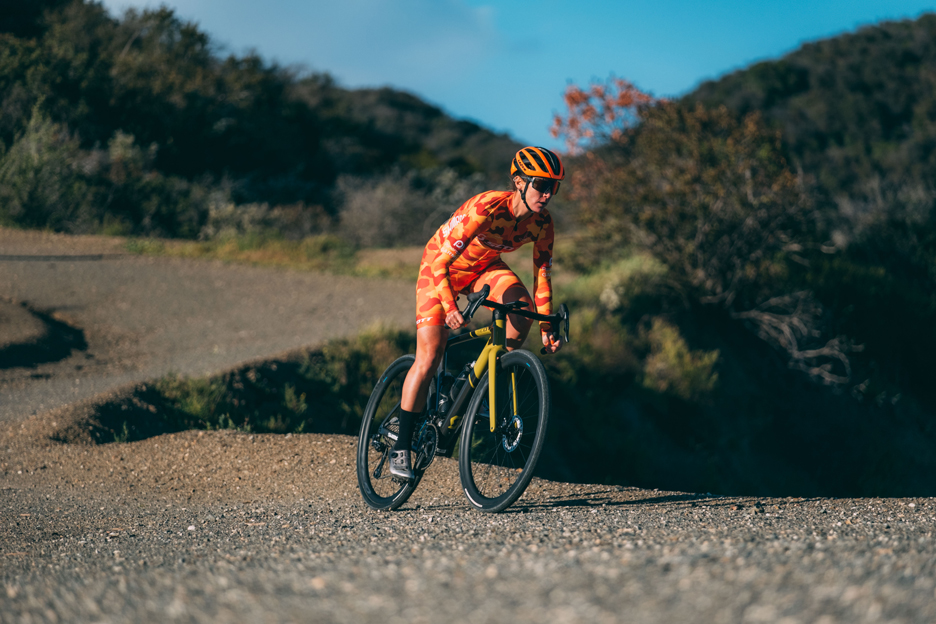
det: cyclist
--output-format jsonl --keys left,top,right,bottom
{"left": 389, "top": 146, "right": 566, "bottom": 481}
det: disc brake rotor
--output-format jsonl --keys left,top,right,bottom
{"left": 502, "top": 415, "right": 523, "bottom": 452}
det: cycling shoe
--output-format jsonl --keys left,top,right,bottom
{"left": 388, "top": 449, "right": 414, "bottom": 482}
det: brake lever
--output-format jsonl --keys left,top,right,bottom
{"left": 462, "top": 284, "right": 491, "bottom": 322}
{"left": 540, "top": 304, "right": 571, "bottom": 355}
{"left": 560, "top": 303, "right": 571, "bottom": 344}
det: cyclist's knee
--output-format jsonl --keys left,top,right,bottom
{"left": 412, "top": 354, "right": 441, "bottom": 380}
{"left": 413, "top": 343, "right": 445, "bottom": 378}
{"left": 501, "top": 283, "right": 532, "bottom": 305}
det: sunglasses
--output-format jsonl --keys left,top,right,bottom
{"left": 527, "top": 176, "right": 560, "bottom": 196}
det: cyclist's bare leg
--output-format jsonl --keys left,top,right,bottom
{"left": 400, "top": 281, "right": 531, "bottom": 409}
{"left": 401, "top": 324, "right": 449, "bottom": 413}
{"left": 502, "top": 285, "right": 534, "bottom": 350}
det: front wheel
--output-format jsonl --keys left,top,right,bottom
{"left": 356, "top": 355, "right": 420, "bottom": 510}
{"left": 458, "top": 349, "right": 549, "bottom": 513}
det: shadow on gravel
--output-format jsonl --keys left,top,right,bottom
{"left": 513, "top": 493, "right": 828, "bottom": 512}
{"left": 48, "top": 385, "right": 179, "bottom": 445}
{"left": 0, "top": 304, "right": 87, "bottom": 369}
{"left": 513, "top": 492, "right": 717, "bottom": 512}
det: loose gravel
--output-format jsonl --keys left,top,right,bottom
{"left": 3, "top": 230, "right": 935, "bottom": 623}
{"left": 2, "top": 429, "right": 935, "bottom": 624}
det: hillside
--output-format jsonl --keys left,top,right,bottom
{"left": 687, "top": 13, "right": 936, "bottom": 201}
{"left": 0, "top": 1, "right": 519, "bottom": 238}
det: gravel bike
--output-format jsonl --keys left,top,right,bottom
{"left": 356, "top": 284, "right": 570, "bottom": 513}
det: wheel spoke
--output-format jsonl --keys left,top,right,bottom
{"left": 460, "top": 353, "right": 548, "bottom": 511}
{"left": 356, "top": 356, "right": 417, "bottom": 510}
{"left": 372, "top": 448, "right": 388, "bottom": 479}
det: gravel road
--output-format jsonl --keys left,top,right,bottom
{"left": 2, "top": 230, "right": 935, "bottom": 623}
{"left": 0, "top": 229, "right": 412, "bottom": 422}
{"left": 2, "top": 429, "right": 935, "bottom": 624}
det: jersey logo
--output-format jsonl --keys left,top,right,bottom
{"left": 442, "top": 214, "right": 465, "bottom": 238}
{"left": 477, "top": 234, "right": 515, "bottom": 252}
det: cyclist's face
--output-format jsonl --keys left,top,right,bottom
{"left": 514, "top": 176, "right": 553, "bottom": 211}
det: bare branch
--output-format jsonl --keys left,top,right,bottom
{"left": 731, "top": 292, "right": 853, "bottom": 385}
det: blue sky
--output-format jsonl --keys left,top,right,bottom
{"left": 100, "top": 0, "right": 936, "bottom": 148}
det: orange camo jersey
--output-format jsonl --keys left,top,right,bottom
{"left": 416, "top": 190, "right": 554, "bottom": 332}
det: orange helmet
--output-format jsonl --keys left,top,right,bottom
{"left": 510, "top": 146, "right": 565, "bottom": 180}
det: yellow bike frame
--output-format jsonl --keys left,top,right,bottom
{"left": 466, "top": 318, "right": 508, "bottom": 432}
{"left": 440, "top": 289, "right": 566, "bottom": 438}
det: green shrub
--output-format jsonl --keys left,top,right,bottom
{"left": 642, "top": 318, "right": 719, "bottom": 401}
{"left": 0, "top": 109, "right": 99, "bottom": 230}
{"left": 146, "top": 326, "right": 415, "bottom": 435}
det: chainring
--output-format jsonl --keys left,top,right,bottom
{"left": 414, "top": 423, "right": 440, "bottom": 471}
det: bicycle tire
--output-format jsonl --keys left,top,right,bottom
{"left": 458, "top": 349, "right": 549, "bottom": 512}
{"left": 356, "top": 355, "right": 420, "bottom": 510}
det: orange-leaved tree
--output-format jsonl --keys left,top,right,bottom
{"left": 551, "top": 76, "right": 654, "bottom": 154}
{"left": 555, "top": 77, "right": 850, "bottom": 384}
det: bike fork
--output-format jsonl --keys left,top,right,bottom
{"left": 479, "top": 311, "right": 508, "bottom": 432}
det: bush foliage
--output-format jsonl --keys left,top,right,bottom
{"left": 0, "top": 1, "right": 517, "bottom": 238}
{"left": 151, "top": 328, "right": 415, "bottom": 435}
{"left": 689, "top": 13, "right": 936, "bottom": 203}
{"left": 567, "top": 100, "right": 809, "bottom": 308}
{"left": 543, "top": 20, "right": 936, "bottom": 494}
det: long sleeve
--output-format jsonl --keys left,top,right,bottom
{"left": 532, "top": 216, "right": 554, "bottom": 333}
{"left": 428, "top": 198, "right": 497, "bottom": 315}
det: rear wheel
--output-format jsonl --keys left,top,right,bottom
{"left": 356, "top": 355, "right": 420, "bottom": 510}
{"left": 458, "top": 350, "right": 549, "bottom": 513}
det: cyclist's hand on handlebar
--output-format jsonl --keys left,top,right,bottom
{"left": 445, "top": 310, "right": 466, "bottom": 330}
{"left": 542, "top": 331, "right": 563, "bottom": 354}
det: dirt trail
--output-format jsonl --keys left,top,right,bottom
{"left": 2, "top": 428, "right": 935, "bottom": 623}
{"left": 2, "top": 230, "right": 935, "bottom": 622}
{"left": 0, "top": 229, "right": 413, "bottom": 421}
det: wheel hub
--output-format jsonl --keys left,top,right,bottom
{"left": 502, "top": 415, "right": 523, "bottom": 452}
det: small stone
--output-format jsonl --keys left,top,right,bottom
{"left": 187, "top": 526, "right": 195, "bottom": 531}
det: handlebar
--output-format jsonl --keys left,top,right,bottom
{"left": 460, "top": 284, "right": 571, "bottom": 354}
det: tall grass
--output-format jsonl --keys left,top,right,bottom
{"left": 125, "top": 235, "right": 422, "bottom": 279}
